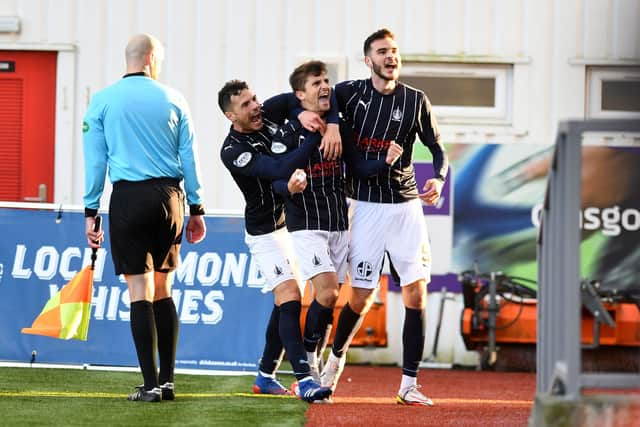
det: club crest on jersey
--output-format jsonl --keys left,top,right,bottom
{"left": 271, "top": 142, "right": 287, "bottom": 154}
{"left": 356, "top": 261, "right": 373, "bottom": 280}
{"left": 233, "top": 152, "right": 252, "bottom": 167}
{"left": 391, "top": 107, "right": 403, "bottom": 122}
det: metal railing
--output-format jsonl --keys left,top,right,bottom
{"left": 536, "top": 119, "right": 640, "bottom": 397}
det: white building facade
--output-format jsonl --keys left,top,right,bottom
{"left": 0, "top": 0, "right": 638, "bottom": 210}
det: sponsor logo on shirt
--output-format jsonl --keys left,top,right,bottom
{"left": 82, "top": 121, "right": 89, "bottom": 133}
{"left": 233, "top": 152, "right": 252, "bottom": 168}
{"left": 355, "top": 133, "right": 393, "bottom": 152}
{"left": 304, "top": 160, "right": 341, "bottom": 178}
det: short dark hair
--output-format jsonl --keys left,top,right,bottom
{"left": 289, "top": 60, "right": 328, "bottom": 92}
{"left": 218, "top": 80, "right": 249, "bottom": 113}
{"left": 363, "top": 28, "right": 395, "bottom": 55}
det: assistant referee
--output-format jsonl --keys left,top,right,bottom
{"left": 83, "top": 33, "right": 206, "bottom": 402}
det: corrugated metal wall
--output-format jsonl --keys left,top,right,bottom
{"left": 0, "top": 0, "right": 638, "bottom": 210}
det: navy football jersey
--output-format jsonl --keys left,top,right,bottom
{"left": 220, "top": 93, "right": 325, "bottom": 235}
{"left": 220, "top": 127, "right": 286, "bottom": 235}
{"left": 335, "top": 79, "right": 449, "bottom": 203}
{"left": 272, "top": 120, "right": 349, "bottom": 232}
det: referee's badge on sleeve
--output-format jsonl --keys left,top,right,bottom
{"left": 233, "top": 152, "right": 252, "bottom": 167}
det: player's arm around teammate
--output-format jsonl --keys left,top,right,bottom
{"left": 217, "top": 80, "right": 332, "bottom": 402}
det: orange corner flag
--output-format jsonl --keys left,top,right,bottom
{"left": 21, "top": 266, "right": 94, "bottom": 341}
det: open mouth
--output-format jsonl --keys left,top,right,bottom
{"left": 384, "top": 63, "right": 398, "bottom": 72}
{"left": 250, "top": 111, "right": 262, "bottom": 125}
{"left": 318, "top": 90, "right": 330, "bottom": 106}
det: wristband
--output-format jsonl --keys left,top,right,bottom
{"left": 189, "top": 204, "right": 205, "bottom": 215}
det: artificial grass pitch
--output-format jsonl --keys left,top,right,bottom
{"left": 0, "top": 367, "right": 305, "bottom": 426}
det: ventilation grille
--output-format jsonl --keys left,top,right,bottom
{"left": 0, "top": 78, "right": 23, "bottom": 201}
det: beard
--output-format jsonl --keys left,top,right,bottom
{"left": 371, "top": 61, "right": 398, "bottom": 82}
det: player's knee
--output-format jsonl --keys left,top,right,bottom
{"left": 349, "top": 289, "right": 375, "bottom": 314}
{"left": 402, "top": 280, "right": 427, "bottom": 309}
{"left": 315, "top": 285, "right": 338, "bottom": 307}
{"left": 273, "top": 280, "right": 302, "bottom": 304}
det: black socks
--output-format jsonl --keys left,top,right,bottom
{"left": 303, "top": 299, "right": 334, "bottom": 353}
{"left": 402, "top": 307, "right": 425, "bottom": 377}
{"left": 130, "top": 300, "right": 158, "bottom": 390}
{"left": 331, "top": 303, "right": 363, "bottom": 358}
{"left": 278, "top": 301, "right": 311, "bottom": 381}
{"left": 153, "top": 297, "right": 179, "bottom": 385}
{"left": 259, "top": 305, "right": 284, "bottom": 375}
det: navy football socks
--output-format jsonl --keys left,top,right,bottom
{"left": 303, "top": 299, "right": 334, "bottom": 353}
{"left": 259, "top": 305, "right": 284, "bottom": 375}
{"left": 278, "top": 301, "right": 311, "bottom": 381}
{"left": 402, "top": 307, "right": 425, "bottom": 377}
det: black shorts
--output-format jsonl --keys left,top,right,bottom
{"left": 109, "top": 178, "right": 185, "bottom": 275}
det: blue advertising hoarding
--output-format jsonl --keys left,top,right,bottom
{"left": 0, "top": 208, "right": 272, "bottom": 371}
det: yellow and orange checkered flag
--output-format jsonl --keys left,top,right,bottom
{"left": 21, "top": 266, "right": 94, "bottom": 340}
{"left": 22, "top": 215, "right": 101, "bottom": 341}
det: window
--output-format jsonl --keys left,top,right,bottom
{"left": 587, "top": 67, "right": 640, "bottom": 119}
{"left": 401, "top": 63, "right": 513, "bottom": 124}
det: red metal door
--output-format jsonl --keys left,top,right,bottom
{"left": 0, "top": 51, "right": 57, "bottom": 202}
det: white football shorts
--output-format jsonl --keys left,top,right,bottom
{"left": 245, "top": 227, "right": 299, "bottom": 294}
{"left": 290, "top": 229, "right": 349, "bottom": 284}
{"left": 348, "top": 198, "right": 431, "bottom": 289}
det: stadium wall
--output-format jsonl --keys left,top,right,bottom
{"left": 0, "top": 0, "right": 637, "bottom": 210}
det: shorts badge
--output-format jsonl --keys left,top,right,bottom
{"left": 312, "top": 254, "right": 322, "bottom": 266}
{"left": 356, "top": 261, "right": 373, "bottom": 279}
{"left": 274, "top": 265, "right": 283, "bottom": 276}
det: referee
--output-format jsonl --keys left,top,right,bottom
{"left": 83, "top": 33, "right": 206, "bottom": 402}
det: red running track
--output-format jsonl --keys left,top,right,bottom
{"left": 305, "top": 366, "right": 536, "bottom": 427}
